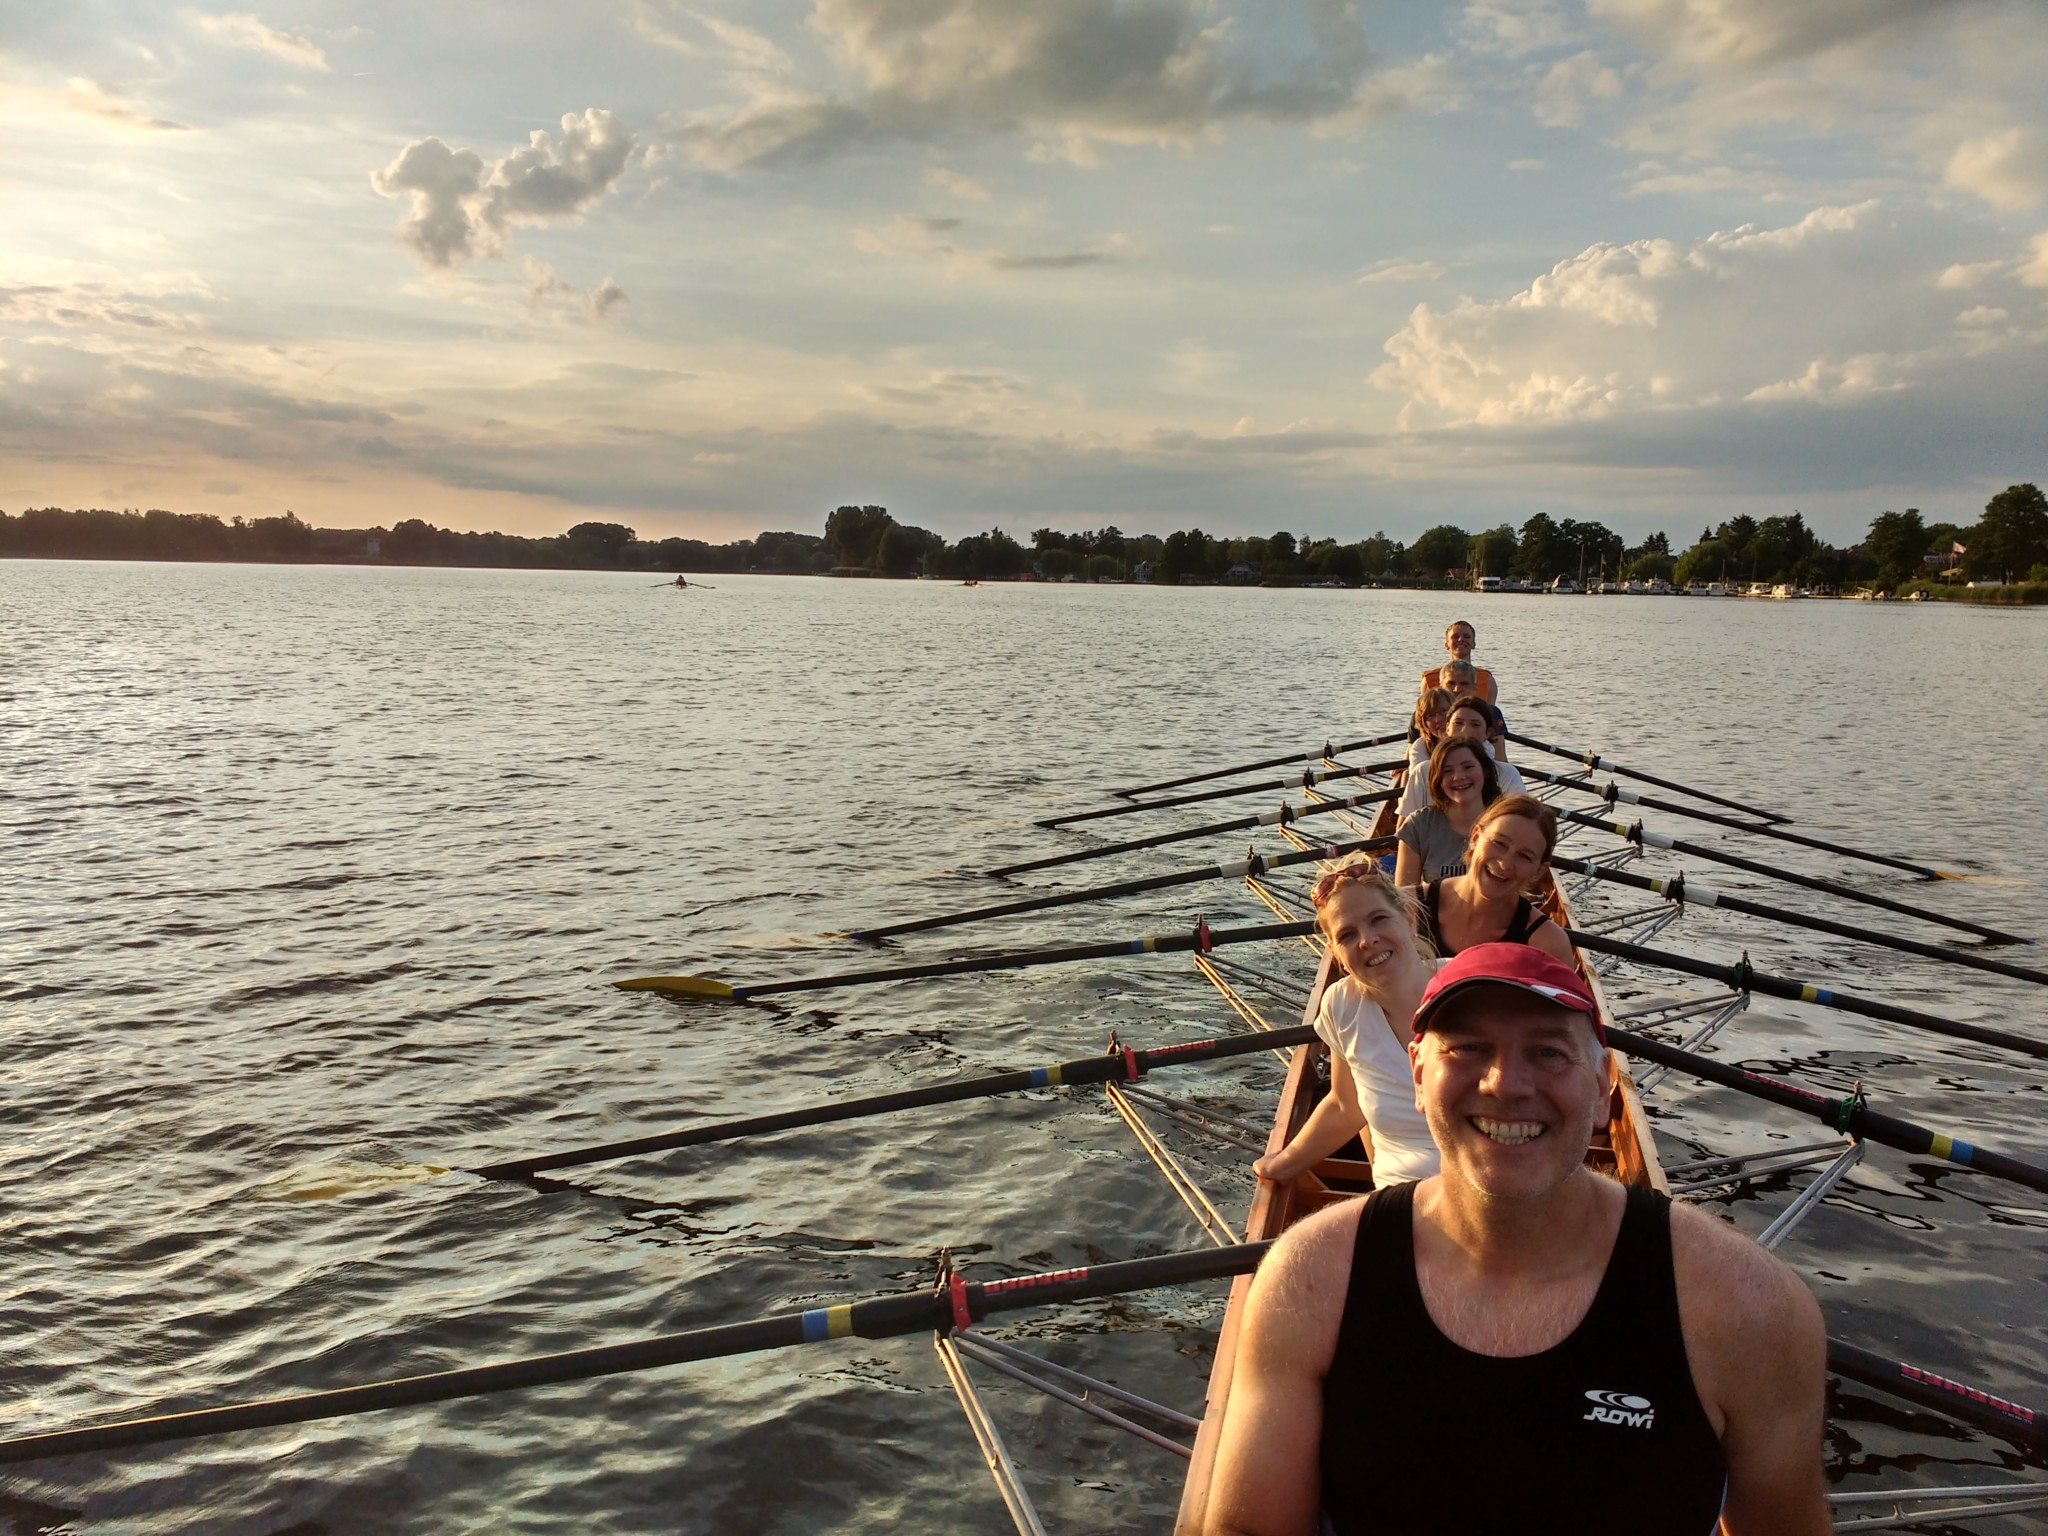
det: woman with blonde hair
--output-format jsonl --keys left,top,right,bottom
{"left": 1416, "top": 794, "right": 1574, "bottom": 964}
{"left": 1252, "top": 860, "right": 1440, "bottom": 1188}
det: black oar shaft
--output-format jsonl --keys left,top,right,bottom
{"left": 0, "top": 1244, "right": 1271, "bottom": 1464}
{"left": 472, "top": 1025, "right": 1319, "bottom": 1180}
{"left": 1568, "top": 929, "right": 2048, "bottom": 1060}
{"left": 1553, "top": 857, "right": 2048, "bottom": 989}
{"left": 1506, "top": 731, "right": 1790, "bottom": 824}
{"left": 853, "top": 836, "right": 1394, "bottom": 943}
{"left": 1563, "top": 810, "right": 2024, "bottom": 946}
{"left": 1113, "top": 730, "right": 1407, "bottom": 800}
{"left": 1607, "top": 1026, "right": 2048, "bottom": 1194}
{"left": 1827, "top": 1338, "right": 2048, "bottom": 1457}
{"left": 1040, "top": 758, "right": 1404, "bottom": 828}
{"left": 990, "top": 791, "right": 1394, "bottom": 879}
{"left": 1531, "top": 769, "right": 1939, "bottom": 879}
{"left": 740, "top": 918, "right": 1314, "bottom": 1000}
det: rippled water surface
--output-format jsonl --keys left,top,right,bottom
{"left": 4, "top": 562, "right": 2046, "bottom": 1533}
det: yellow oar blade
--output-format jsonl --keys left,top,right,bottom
{"left": 613, "top": 975, "right": 737, "bottom": 999}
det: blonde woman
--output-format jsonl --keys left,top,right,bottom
{"left": 1252, "top": 860, "right": 1440, "bottom": 1188}
{"left": 1417, "top": 794, "right": 1574, "bottom": 964}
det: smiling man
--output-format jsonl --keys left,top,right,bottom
{"left": 1200, "top": 944, "right": 1828, "bottom": 1536}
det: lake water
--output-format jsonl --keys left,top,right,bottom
{"left": 3, "top": 562, "right": 2046, "bottom": 1534}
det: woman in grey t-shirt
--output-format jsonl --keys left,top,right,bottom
{"left": 1394, "top": 737, "right": 1499, "bottom": 884}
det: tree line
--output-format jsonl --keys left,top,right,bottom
{"left": 4, "top": 484, "right": 2041, "bottom": 588}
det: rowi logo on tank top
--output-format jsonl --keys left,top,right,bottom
{"left": 1582, "top": 1389, "right": 1656, "bottom": 1428}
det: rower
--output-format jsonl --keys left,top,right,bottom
{"left": 1251, "top": 860, "right": 1439, "bottom": 1190}
{"left": 1393, "top": 739, "right": 1498, "bottom": 886}
{"left": 1415, "top": 795, "right": 1574, "bottom": 964}
{"left": 1397, "top": 695, "right": 1525, "bottom": 819}
{"left": 1401, "top": 688, "right": 1456, "bottom": 777}
{"left": 1200, "top": 943, "right": 1829, "bottom": 1536}
{"left": 1421, "top": 620, "right": 1497, "bottom": 707}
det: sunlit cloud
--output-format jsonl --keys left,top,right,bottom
{"left": 192, "top": 12, "right": 332, "bottom": 71}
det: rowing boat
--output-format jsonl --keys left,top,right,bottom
{"left": 1173, "top": 787, "right": 1665, "bottom": 1532}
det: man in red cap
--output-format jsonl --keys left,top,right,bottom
{"left": 1200, "top": 943, "right": 1828, "bottom": 1535}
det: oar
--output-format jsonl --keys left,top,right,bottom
{"left": 1827, "top": 1339, "right": 2048, "bottom": 1459}
{"left": 472, "top": 1025, "right": 1319, "bottom": 1180}
{"left": 1528, "top": 768, "right": 1960, "bottom": 880}
{"left": 1553, "top": 857, "right": 2048, "bottom": 989}
{"left": 0, "top": 1243, "right": 1270, "bottom": 1464}
{"left": 852, "top": 836, "right": 1394, "bottom": 942}
{"left": 989, "top": 790, "right": 1395, "bottom": 879}
{"left": 1562, "top": 810, "right": 2027, "bottom": 946}
{"left": 1038, "top": 757, "right": 1407, "bottom": 829}
{"left": 615, "top": 917, "right": 1314, "bottom": 1000}
{"left": 1568, "top": 930, "right": 2048, "bottom": 1059}
{"left": 1505, "top": 730, "right": 1792, "bottom": 824}
{"left": 1607, "top": 1026, "right": 2048, "bottom": 1195}
{"left": 1111, "top": 730, "right": 1410, "bottom": 800}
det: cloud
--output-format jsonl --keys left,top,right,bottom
{"left": 1369, "top": 200, "right": 2037, "bottom": 427}
{"left": 1458, "top": 1, "right": 1572, "bottom": 59}
{"left": 193, "top": 12, "right": 331, "bottom": 71}
{"left": 522, "top": 257, "right": 630, "bottom": 322}
{"left": 1956, "top": 305, "right": 2008, "bottom": 326}
{"left": 1586, "top": 0, "right": 1946, "bottom": 71}
{"left": 1944, "top": 127, "right": 2048, "bottom": 211}
{"left": 925, "top": 166, "right": 990, "bottom": 200}
{"left": 1533, "top": 50, "right": 1623, "bottom": 128}
{"left": 669, "top": 0, "right": 1383, "bottom": 168}
{"left": 373, "top": 109, "right": 635, "bottom": 269}
{"left": 1937, "top": 258, "right": 2005, "bottom": 290}
{"left": 0, "top": 78, "right": 191, "bottom": 133}
{"left": 2022, "top": 230, "right": 2048, "bottom": 287}
{"left": 852, "top": 212, "right": 1118, "bottom": 273}
{"left": 1356, "top": 258, "right": 1449, "bottom": 284}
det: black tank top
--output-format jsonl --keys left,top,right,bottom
{"left": 1419, "top": 878, "right": 1547, "bottom": 955}
{"left": 1320, "top": 1181, "right": 1726, "bottom": 1535}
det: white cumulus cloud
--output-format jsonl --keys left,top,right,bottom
{"left": 373, "top": 110, "right": 635, "bottom": 269}
{"left": 1944, "top": 127, "right": 2048, "bottom": 211}
{"left": 1368, "top": 200, "right": 2015, "bottom": 427}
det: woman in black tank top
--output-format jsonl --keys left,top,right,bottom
{"left": 1415, "top": 795, "right": 1571, "bottom": 963}
{"left": 1320, "top": 1182, "right": 1727, "bottom": 1534}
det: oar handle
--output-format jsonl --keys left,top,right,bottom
{"left": 1560, "top": 810, "right": 2026, "bottom": 945}
{"left": 1827, "top": 1338, "right": 2047, "bottom": 1457}
{"left": 1607, "top": 1026, "right": 2048, "bottom": 1195}
{"left": 0, "top": 1243, "right": 1273, "bottom": 1464}
{"left": 1533, "top": 769, "right": 1939, "bottom": 879}
{"left": 471, "top": 1025, "right": 1320, "bottom": 1180}
{"left": 739, "top": 918, "right": 1316, "bottom": 999}
{"left": 1550, "top": 856, "right": 2048, "bottom": 988}
{"left": 1565, "top": 929, "right": 2048, "bottom": 1061}
{"left": 1112, "top": 730, "right": 1408, "bottom": 799}
{"left": 1505, "top": 731, "right": 1791, "bottom": 824}
{"left": 854, "top": 836, "right": 1393, "bottom": 942}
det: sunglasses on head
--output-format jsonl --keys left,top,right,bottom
{"left": 1312, "top": 861, "right": 1379, "bottom": 906}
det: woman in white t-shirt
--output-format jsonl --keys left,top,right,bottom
{"left": 1251, "top": 859, "right": 1441, "bottom": 1187}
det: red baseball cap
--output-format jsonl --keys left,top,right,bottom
{"left": 1412, "top": 942, "right": 1603, "bottom": 1042}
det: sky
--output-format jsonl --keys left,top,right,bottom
{"left": 3, "top": 1, "right": 2046, "bottom": 547}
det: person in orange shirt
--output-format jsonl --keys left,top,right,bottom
{"left": 1420, "top": 620, "right": 1496, "bottom": 708}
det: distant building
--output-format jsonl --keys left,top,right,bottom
{"left": 1131, "top": 560, "right": 1153, "bottom": 584}
{"left": 1226, "top": 561, "right": 1258, "bottom": 583}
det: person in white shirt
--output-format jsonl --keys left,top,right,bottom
{"left": 1251, "top": 859, "right": 1441, "bottom": 1188}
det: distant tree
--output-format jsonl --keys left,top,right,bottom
{"left": 1084, "top": 553, "right": 1124, "bottom": 581}
{"left": 1158, "top": 528, "right": 1210, "bottom": 584}
{"left": 1964, "top": 483, "right": 2048, "bottom": 584}
{"left": 1622, "top": 551, "right": 1674, "bottom": 582}
{"left": 1860, "top": 509, "right": 1927, "bottom": 591}
{"left": 1744, "top": 513, "right": 1818, "bottom": 584}
{"left": 1266, "top": 530, "right": 1298, "bottom": 567}
{"left": 1039, "top": 547, "right": 1077, "bottom": 579}
{"left": 877, "top": 522, "right": 943, "bottom": 577}
{"left": 1512, "top": 513, "right": 1563, "bottom": 583}
{"left": 1356, "top": 532, "right": 1405, "bottom": 578}
{"left": 1318, "top": 543, "right": 1364, "bottom": 583}
{"left": 566, "top": 521, "right": 636, "bottom": 564}
{"left": 1468, "top": 524, "right": 1518, "bottom": 579}
{"left": 826, "top": 504, "right": 894, "bottom": 569}
{"left": 1672, "top": 538, "right": 1735, "bottom": 587}
{"left": 1408, "top": 524, "right": 1470, "bottom": 580}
